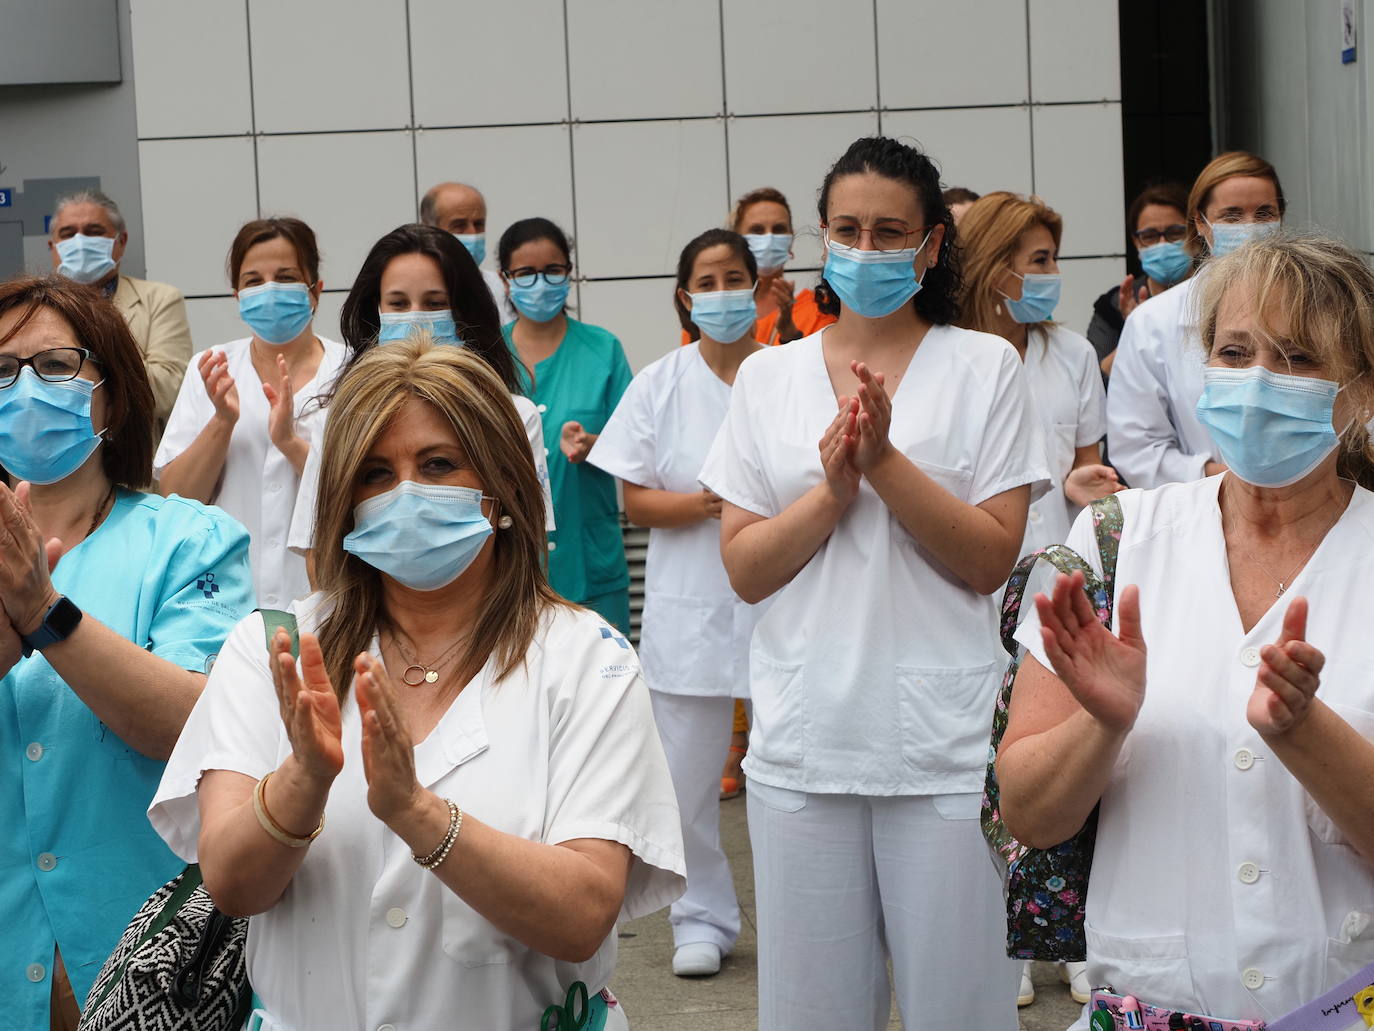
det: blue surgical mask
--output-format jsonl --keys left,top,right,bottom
{"left": 1138, "top": 241, "right": 1192, "bottom": 286}
{"left": 509, "top": 277, "right": 571, "bottom": 323}
{"left": 377, "top": 310, "right": 460, "bottom": 346}
{"left": 343, "top": 481, "right": 494, "bottom": 591}
{"left": 454, "top": 233, "right": 486, "bottom": 266}
{"left": 1204, "top": 218, "right": 1280, "bottom": 258}
{"left": 55, "top": 234, "right": 117, "bottom": 285}
{"left": 689, "top": 289, "right": 757, "bottom": 344}
{"left": 0, "top": 368, "right": 105, "bottom": 484}
{"left": 1195, "top": 366, "right": 1342, "bottom": 487}
{"left": 822, "top": 233, "right": 932, "bottom": 319}
{"left": 745, "top": 233, "right": 793, "bottom": 275}
{"left": 238, "top": 282, "right": 315, "bottom": 345}
{"left": 1002, "top": 272, "right": 1061, "bottom": 324}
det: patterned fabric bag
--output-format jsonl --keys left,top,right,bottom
{"left": 79, "top": 610, "right": 298, "bottom": 1030}
{"left": 980, "top": 496, "right": 1123, "bottom": 961}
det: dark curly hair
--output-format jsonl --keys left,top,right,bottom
{"left": 816, "top": 136, "right": 962, "bottom": 326}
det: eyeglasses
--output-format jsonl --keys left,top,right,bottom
{"left": 0, "top": 348, "right": 99, "bottom": 389}
{"left": 505, "top": 266, "right": 570, "bottom": 288}
{"left": 1132, "top": 224, "right": 1188, "bottom": 246}
{"left": 822, "top": 220, "right": 924, "bottom": 252}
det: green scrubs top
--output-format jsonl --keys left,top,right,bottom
{"left": 506, "top": 318, "right": 633, "bottom": 626}
{"left": 1, "top": 490, "right": 253, "bottom": 1027}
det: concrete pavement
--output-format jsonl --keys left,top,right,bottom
{"left": 613, "top": 790, "right": 1082, "bottom": 1030}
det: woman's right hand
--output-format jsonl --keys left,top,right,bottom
{"left": 198, "top": 349, "right": 240, "bottom": 426}
{"left": 270, "top": 628, "right": 344, "bottom": 784}
{"left": 819, "top": 399, "right": 861, "bottom": 506}
{"left": 1033, "top": 571, "right": 1147, "bottom": 735}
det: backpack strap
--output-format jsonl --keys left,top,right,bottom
{"left": 1089, "top": 493, "right": 1124, "bottom": 621}
{"left": 258, "top": 609, "right": 299, "bottom": 659}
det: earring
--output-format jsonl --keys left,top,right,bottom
{"left": 497, "top": 515, "right": 513, "bottom": 529}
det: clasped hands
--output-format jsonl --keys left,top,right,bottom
{"left": 0, "top": 482, "right": 66, "bottom": 674}
{"left": 819, "top": 360, "right": 894, "bottom": 505}
{"left": 269, "top": 630, "right": 424, "bottom": 829}
{"left": 1035, "top": 571, "right": 1324, "bottom": 740}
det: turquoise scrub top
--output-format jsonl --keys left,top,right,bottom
{"left": 1, "top": 490, "right": 252, "bottom": 1027}
{"left": 505, "top": 317, "right": 633, "bottom": 607}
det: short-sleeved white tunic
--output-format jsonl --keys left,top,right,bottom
{"left": 150, "top": 599, "right": 685, "bottom": 1030}
{"left": 699, "top": 327, "right": 1050, "bottom": 796}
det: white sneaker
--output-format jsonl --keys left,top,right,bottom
{"left": 672, "top": 942, "right": 722, "bottom": 977}
{"left": 1061, "top": 960, "right": 1091, "bottom": 1004}
{"left": 1018, "top": 960, "right": 1035, "bottom": 1007}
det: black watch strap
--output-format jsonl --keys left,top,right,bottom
{"left": 21, "top": 596, "right": 83, "bottom": 657}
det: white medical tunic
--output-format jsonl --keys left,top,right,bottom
{"left": 1107, "top": 274, "right": 1217, "bottom": 489}
{"left": 1021, "top": 324, "right": 1108, "bottom": 554}
{"left": 1016, "top": 476, "right": 1374, "bottom": 1021}
{"left": 699, "top": 327, "right": 1050, "bottom": 796}
{"left": 150, "top": 598, "right": 685, "bottom": 1031}
{"left": 482, "top": 267, "right": 517, "bottom": 324}
{"left": 286, "top": 392, "right": 554, "bottom": 553}
{"left": 154, "top": 336, "right": 346, "bottom": 608}
{"left": 587, "top": 343, "right": 762, "bottom": 698}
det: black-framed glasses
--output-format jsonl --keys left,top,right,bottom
{"left": 1132, "top": 224, "right": 1188, "bottom": 246}
{"left": 0, "top": 348, "right": 100, "bottom": 389}
{"left": 506, "top": 266, "right": 571, "bottom": 288}
{"left": 822, "top": 220, "right": 924, "bottom": 252}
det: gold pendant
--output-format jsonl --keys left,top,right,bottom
{"left": 402, "top": 664, "right": 428, "bottom": 687}
{"left": 424, "top": 669, "right": 439, "bottom": 684}
{"left": 1276, "top": 583, "right": 1286, "bottom": 598}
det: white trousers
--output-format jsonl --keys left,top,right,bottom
{"left": 649, "top": 690, "right": 740, "bottom": 952}
{"left": 747, "top": 783, "right": 1019, "bottom": 1031}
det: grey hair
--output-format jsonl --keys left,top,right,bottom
{"left": 52, "top": 189, "right": 126, "bottom": 235}
{"left": 419, "top": 182, "right": 482, "bottom": 227}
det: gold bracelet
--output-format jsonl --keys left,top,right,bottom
{"left": 413, "top": 799, "right": 463, "bottom": 870}
{"left": 252, "top": 771, "right": 325, "bottom": 848}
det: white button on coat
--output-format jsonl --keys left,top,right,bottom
{"left": 385, "top": 907, "right": 407, "bottom": 929}
{"left": 25, "top": 742, "right": 42, "bottom": 762}
{"left": 1234, "top": 748, "right": 1255, "bottom": 771}
{"left": 26, "top": 963, "right": 45, "bottom": 983}
{"left": 1241, "top": 968, "right": 1265, "bottom": 990}
{"left": 36, "top": 852, "right": 56, "bottom": 872}
{"left": 1241, "top": 647, "right": 1261, "bottom": 667}
{"left": 154, "top": 337, "right": 348, "bottom": 606}
{"left": 1237, "top": 862, "right": 1260, "bottom": 884}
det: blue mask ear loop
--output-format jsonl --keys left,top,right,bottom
{"left": 912, "top": 228, "right": 936, "bottom": 289}
{"left": 995, "top": 268, "right": 1027, "bottom": 305}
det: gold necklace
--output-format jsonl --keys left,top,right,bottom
{"left": 87, "top": 484, "right": 115, "bottom": 539}
{"left": 1224, "top": 508, "right": 1340, "bottom": 598}
{"left": 386, "top": 628, "right": 467, "bottom": 687}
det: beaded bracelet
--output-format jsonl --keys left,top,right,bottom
{"left": 414, "top": 799, "right": 463, "bottom": 871}
{"left": 253, "top": 771, "right": 325, "bottom": 848}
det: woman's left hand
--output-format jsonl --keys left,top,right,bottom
{"left": 560, "top": 421, "right": 594, "bottom": 464}
{"left": 355, "top": 652, "right": 423, "bottom": 827}
{"left": 851, "top": 361, "right": 894, "bottom": 473}
{"left": 0, "top": 482, "right": 63, "bottom": 636}
{"left": 1065, "top": 464, "right": 1124, "bottom": 508}
{"left": 769, "top": 277, "right": 798, "bottom": 339}
{"left": 1248, "top": 597, "right": 1326, "bottom": 737}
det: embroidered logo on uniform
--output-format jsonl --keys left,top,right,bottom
{"left": 195, "top": 572, "right": 220, "bottom": 600}
{"left": 599, "top": 627, "right": 629, "bottom": 649}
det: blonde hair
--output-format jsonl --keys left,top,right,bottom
{"left": 1186, "top": 151, "right": 1285, "bottom": 257}
{"left": 1197, "top": 231, "right": 1374, "bottom": 489}
{"left": 955, "top": 191, "right": 1063, "bottom": 337}
{"left": 312, "top": 336, "right": 564, "bottom": 698}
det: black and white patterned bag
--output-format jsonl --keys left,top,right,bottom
{"left": 77, "top": 863, "right": 250, "bottom": 1030}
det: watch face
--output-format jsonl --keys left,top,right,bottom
{"left": 48, "top": 597, "right": 82, "bottom": 638}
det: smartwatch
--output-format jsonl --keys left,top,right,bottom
{"left": 21, "top": 596, "right": 83, "bottom": 657}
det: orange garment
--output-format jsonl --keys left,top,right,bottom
{"left": 680, "top": 287, "right": 836, "bottom": 346}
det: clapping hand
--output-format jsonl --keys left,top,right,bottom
{"left": 1065, "top": 464, "right": 1124, "bottom": 508}
{"left": 1248, "top": 597, "right": 1325, "bottom": 737}
{"left": 261, "top": 353, "right": 299, "bottom": 454}
{"left": 1034, "top": 571, "right": 1147, "bottom": 735}
{"left": 198, "top": 350, "right": 239, "bottom": 426}
{"left": 818, "top": 398, "right": 860, "bottom": 505}
{"left": 0, "top": 482, "right": 64, "bottom": 637}
{"left": 851, "top": 361, "right": 894, "bottom": 473}
{"left": 354, "top": 653, "right": 422, "bottom": 826}
{"left": 270, "top": 630, "right": 344, "bottom": 784}
{"left": 560, "top": 421, "right": 594, "bottom": 464}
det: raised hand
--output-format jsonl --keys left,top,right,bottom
{"left": 354, "top": 653, "right": 422, "bottom": 826}
{"left": 560, "top": 421, "right": 594, "bottom": 464}
{"left": 0, "top": 481, "right": 63, "bottom": 636}
{"left": 769, "top": 277, "right": 798, "bottom": 337}
{"left": 262, "top": 353, "right": 299, "bottom": 454}
{"left": 1065, "top": 464, "right": 1124, "bottom": 508}
{"left": 1117, "top": 275, "right": 1149, "bottom": 321}
{"left": 851, "top": 361, "right": 894, "bottom": 473}
{"left": 198, "top": 350, "right": 239, "bottom": 425}
{"left": 1034, "top": 571, "right": 1147, "bottom": 735}
{"left": 1247, "top": 597, "right": 1325, "bottom": 737}
{"left": 270, "top": 629, "right": 344, "bottom": 784}
{"left": 819, "top": 399, "right": 861, "bottom": 505}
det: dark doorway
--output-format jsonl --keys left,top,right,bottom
{"left": 1117, "top": 0, "right": 1214, "bottom": 274}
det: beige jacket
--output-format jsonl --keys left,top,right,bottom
{"left": 111, "top": 275, "right": 193, "bottom": 430}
